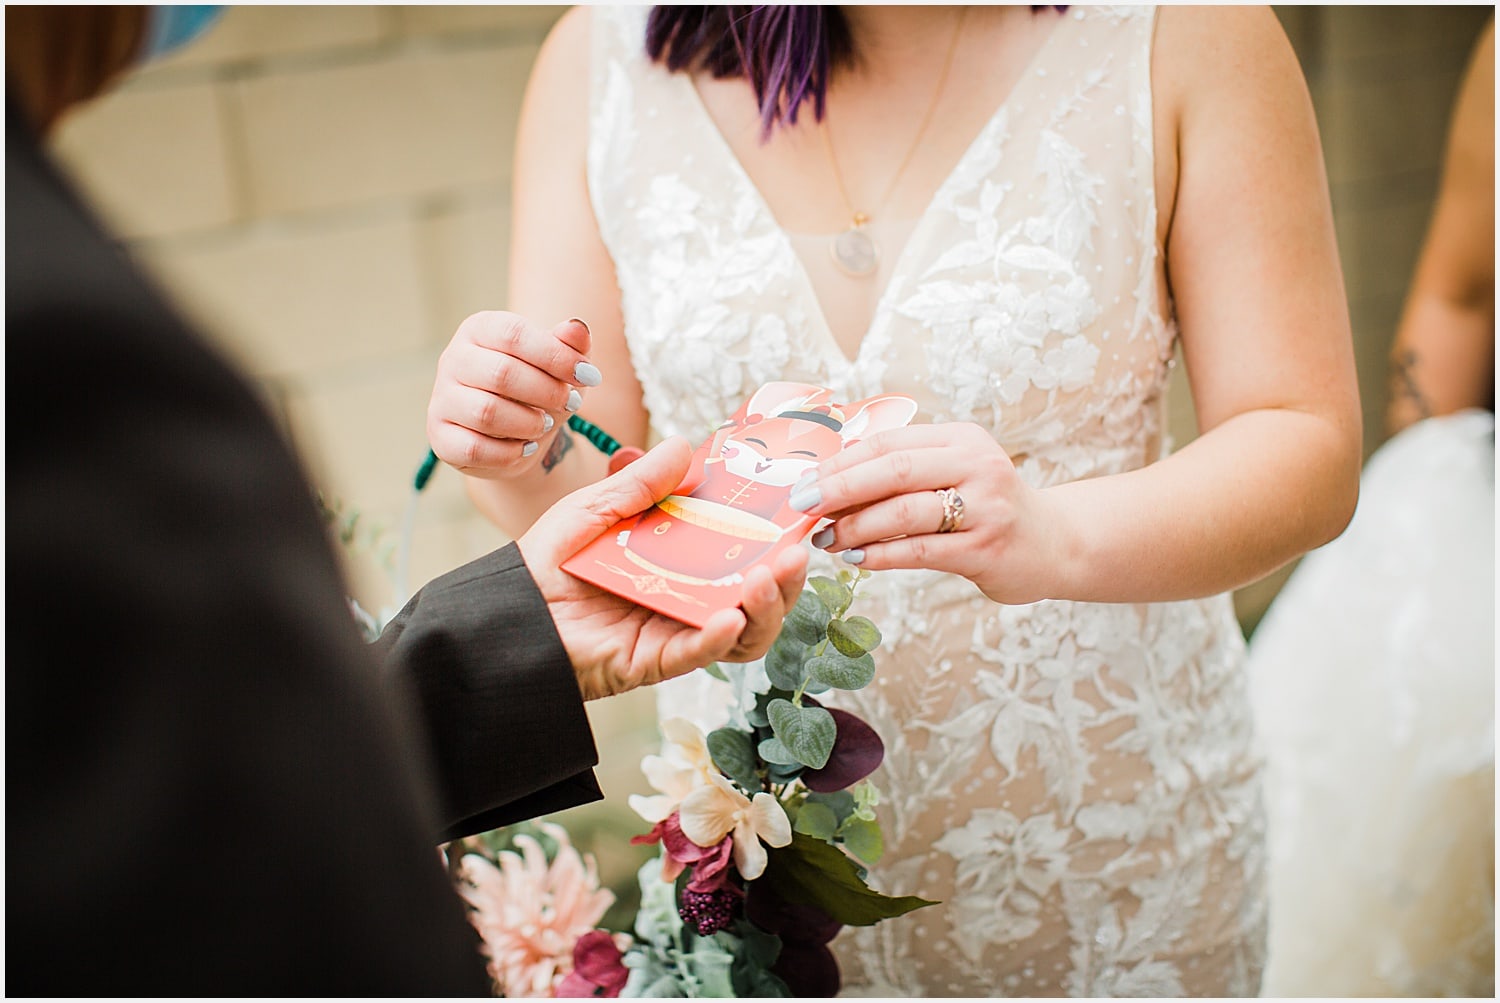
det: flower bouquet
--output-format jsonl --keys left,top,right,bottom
{"left": 454, "top": 569, "right": 936, "bottom": 997}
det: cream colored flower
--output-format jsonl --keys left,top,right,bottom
{"left": 458, "top": 823, "right": 614, "bottom": 997}
{"left": 678, "top": 772, "right": 792, "bottom": 880}
{"left": 628, "top": 717, "right": 719, "bottom": 824}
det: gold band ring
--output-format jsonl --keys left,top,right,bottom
{"left": 935, "top": 487, "right": 965, "bottom": 534}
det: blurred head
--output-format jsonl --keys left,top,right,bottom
{"left": 5, "top": 5, "right": 222, "bottom": 136}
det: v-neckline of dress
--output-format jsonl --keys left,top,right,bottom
{"left": 671, "top": 8, "right": 1073, "bottom": 372}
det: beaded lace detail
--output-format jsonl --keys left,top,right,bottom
{"left": 588, "top": 6, "right": 1266, "bottom": 995}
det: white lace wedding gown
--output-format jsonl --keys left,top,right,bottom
{"left": 588, "top": 6, "right": 1266, "bottom": 996}
{"left": 1248, "top": 410, "right": 1495, "bottom": 997}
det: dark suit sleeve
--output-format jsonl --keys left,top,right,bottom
{"left": 377, "top": 544, "right": 604, "bottom": 841}
{"left": 3, "top": 112, "right": 591, "bottom": 994}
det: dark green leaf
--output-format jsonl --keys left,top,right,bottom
{"left": 805, "top": 790, "right": 857, "bottom": 825}
{"left": 761, "top": 833, "right": 938, "bottom": 927}
{"left": 733, "top": 918, "right": 783, "bottom": 968}
{"left": 707, "top": 727, "right": 759, "bottom": 791}
{"left": 808, "top": 575, "right": 852, "bottom": 616}
{"left": 807, "top": 649, "right": 877, "bottom": 691}
{"left": 784, "top": 590, "right": 831, "bottom": 645}
{"left": 828, "top": 615, "right": 882, "bottom": 657}
{"left": 839, "top": 815, "right": 885, "bottom": 864}
{"left": 766, "top": 761, "right": 805, "bottom": 785}
{"left": 794, "top": 801, "right": 839, "bottom": 841}
{"left": 767, "top": 699, "right": 836, "bottom": 769}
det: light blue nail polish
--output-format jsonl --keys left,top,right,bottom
{"left": 541, "top": 413, "right": 554, "bottom": 433}
{"left": 787, "top": 485, "right": 821, "bottom": 512}
{"left": 522, "top": 441, "right": 539, "bottom": 458}
{"left": 574, "top": 362, "right": 603, "bottom": 387}
{"left": 843, "top": 548, "right": 865, "bottom": 565}
{"left": 792, "top": 470, "right": 817, "bottom": 495}
{"left": 811, "top": 527, "right": 835, "bottom": 549}
{"left": 566, "top": 389, "right": 582, "bottom": 413}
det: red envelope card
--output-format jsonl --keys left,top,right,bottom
{"left": 562, "top": 382, "right": 919, "bottom": 628}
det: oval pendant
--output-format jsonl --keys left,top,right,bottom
{"left": 830, "top": 226, "right": 879, "bottom": 277}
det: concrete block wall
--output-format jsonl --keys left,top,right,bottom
{"left": 51, "top": 4, "right": 564, "bottom": 623}
{"left": 44, "top": 6, "right": 1492, "bottom": 850}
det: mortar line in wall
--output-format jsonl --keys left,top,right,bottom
{"left": 124, "top": 23, "right": 556, "bottom": 92}
{"left": 128, "top": 183, "right": 513, "bottom": 257}
{"left": 216, "top": 76, "right": 258, "bottom": 226}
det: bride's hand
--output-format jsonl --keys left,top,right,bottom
{"left": 426, "top": 312, "right": 601, "bottom": 478}
{"left": 790, "top": 423, "right": 1075, "bottom": 605}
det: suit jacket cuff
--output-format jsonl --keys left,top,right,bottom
{"left": 377, "top": 543, "right": 602, "bottom": 841}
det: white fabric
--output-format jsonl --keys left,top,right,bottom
{"left": 1249, "top": 410, "right": 1496, "bottom": 997}
{"left": 588, "top": 6, "right": 1266, "bottom": 995}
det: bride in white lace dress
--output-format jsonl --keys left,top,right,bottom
{"left": 427, "top": 5, "right": 1361, "bottom": 995}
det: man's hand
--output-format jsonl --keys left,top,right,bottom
{"left": 517, "top": 438, "right": 808, "bottom": 700}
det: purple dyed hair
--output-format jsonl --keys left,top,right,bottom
{"left": 646, "top": 6, "right": 1067, "bottom": 138}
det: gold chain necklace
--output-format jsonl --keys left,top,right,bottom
{"left": 821, "top": 8, "right": 968, "bottom": 278}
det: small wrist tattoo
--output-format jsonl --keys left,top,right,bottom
{"left": 541, "top": 427, "right": 574, "bottom": 473}
{"left": 1390, "top": 348, "right": 1433, "bottom": 420}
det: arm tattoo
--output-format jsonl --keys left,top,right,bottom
{"left": 1390, "top": 348, "right": 1434, "bottom": 420}
{"left": 540, "top": 426, "right": 574, "bottom": 474}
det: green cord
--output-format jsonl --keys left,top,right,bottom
{"left": 413, "top": 448, "right": 440, "bottom": 492}
{"left": 566, "top": 413, "right": 621, "bottom": 456}
{"left": 415, "top": 414, "right": 620, "bottom": 494}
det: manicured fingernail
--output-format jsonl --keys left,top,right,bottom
{"left": 787, "top": 485, "right": 821, "bottom": 512}
{"left": 574, "top": 361, "right": 602, "bottom": 387}
{"left": 566, "top": 317, "right": 590, "bottom": 335}
{"left": 522, "top": 441, "right": 539, "bottom": 458}
{"left": 541, "top": 413, "right": 554, "bottom": 433}
{"left": 811, "top": 527, "right": 835, "bottom": 549}
{"left": 792, "top": 470, "right": 817, "bottom": 495}
{"left": 566, "top": 389, "right": 582, "bottom": 412}
{"left": 842, "top": 548, "right": 865, "bottom": 565}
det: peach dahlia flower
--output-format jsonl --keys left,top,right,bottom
{"left": 458, "top": 823, "right": 615, "bottom": 997}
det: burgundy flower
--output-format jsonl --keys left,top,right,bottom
{"left": 631, "top": 811, "right": 733, "bottom": 884}
{"left": 554, "top": 930, "right": 629, "bottom": 998}
{"left": 633, "top": 810, "right": 745, "bottom": 934}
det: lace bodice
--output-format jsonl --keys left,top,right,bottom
{"left": 588, "top": 6, "right": 1266, "bottom": 996}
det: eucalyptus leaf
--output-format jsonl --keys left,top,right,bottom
{"left": 758, "top": 736, "right": 801, "bottom": 766}
{"left": 794, "top": 801, "right": 839, "bottom": 842}
{"left": 750, "top": 688, "right": 795, "bottom": 730}
{"left": 808, "top": 575, "right": 852, "bottom": 616}
{"left": 839, "top": 815, "right": 885, "bottom": 864}
{"left": 704, "top": 661, "right": 729, "bottom": 682}
{"left": 708, "top": 727, "right": 759, "bottom": 791}
{"left": 807, "top": 649, "right": 877, "bottom": 691}
{"left": 764, "top": 634, "right": 809, "bottom": 692}
{"left": 761, "top": 833, "right": 938, "bottom": 927}
{"left": 766, "top": 760, "right": 805, "bottom": 785}
{"left": 828, "top": 615, "right": 882, "bottom": 657}
{"left": 767, "top": 699, "right": 836, "bottom": 769}
{"left": 783, "top": 590, "right": 831, "bottom": 646}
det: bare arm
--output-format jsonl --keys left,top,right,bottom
{"left": 805, "top": 6, "right": 1362, "bottom": 604}
{"left": 1386, "top": 19, "right": 1495, "bottom": 436}
{"left": 427, "top": 7, "right": 650, "bottom": 538}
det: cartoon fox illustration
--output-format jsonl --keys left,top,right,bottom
{"left": 615, "top": 383, "right": 919, "bottom": 587}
